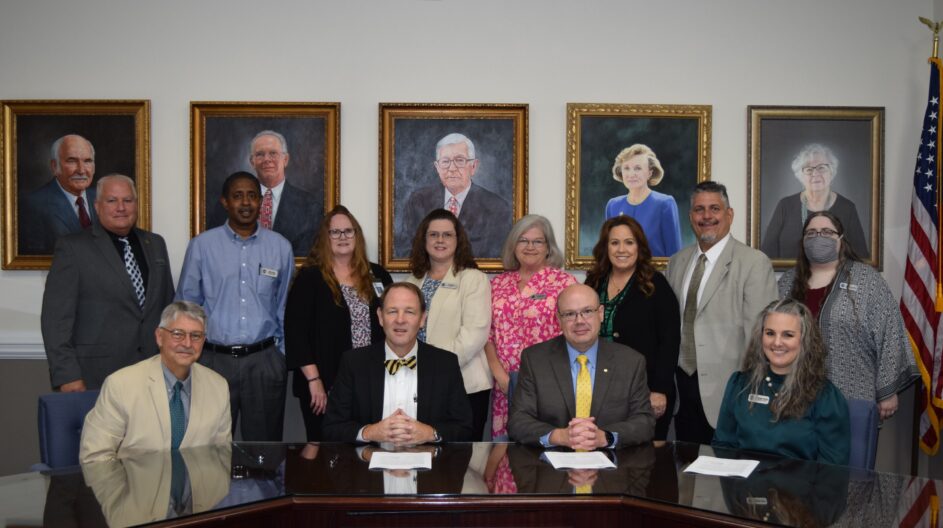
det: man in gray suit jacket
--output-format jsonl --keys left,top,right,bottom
{"left": 41, "top": 174, "right": 175, "bottom": 392}
{"left": 508, "top": 284, "right": 655, "bottom": 449}
{"left": 665, "top": 181, "right": 778, "bottom": 445}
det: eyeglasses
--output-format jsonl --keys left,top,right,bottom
{"left": 558, "top": 307, "right": 600, "bottom": 322}
{"left": 516, "top": 238, "right": 546, "bottom": 248}
{"left": 252, "top": 150, "right": 284, "bottom": 161}
{"left": 160, "top": 327, "right": 206, "bottom": 342}
{"left": 435, "top": 157, "right": 475, "bottom": 169}
{"left": 801, "top": 163, "right": 831, "bottom": 176}
{"left": 803, "top": 228, "right": 840, "bottom": 239}
{"left": 427, "top": 231, "right": 456, "bottom": 241}
{"left": 328, "top": 228, "right": 355, "bottom": 239}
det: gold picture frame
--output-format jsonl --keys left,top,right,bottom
{"left": 747, "top": 106, "right": 884, "bottom": 270}
{"left": 379, "top": 103, "right": 528, "bottom": 272}
{"left": 1, "top": 99, "right": 150, "bottom": 270}
{"left": 565, "top": 103, "right": 712, "bottom": 270}
{"left": 190, "top": 101, "right": 340, "bottom": 263}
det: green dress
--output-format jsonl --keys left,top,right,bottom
{"left": 712, "top": 371, "right": 850, "bottom": 465}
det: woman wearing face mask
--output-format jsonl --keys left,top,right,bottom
{"left": 778, "top": 211, "right": 917, "bottom": 422}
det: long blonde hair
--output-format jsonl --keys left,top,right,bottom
{"left": 302, "top": 205, "right": 376, "bottom": 306}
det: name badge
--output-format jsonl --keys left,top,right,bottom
{"left": 747, "top": 393, "right": 770, "bottom": 405}
{"left": 373, "top": 281, "right": 385, "bottom": 297}
{"left": 260, "top": 267, "right": 279, "bottom": 278}
{"left": 746, "top": 497, "right": 768, "bottom": 506}
{"left": 839, "top": 282, "right": 858, "bottom": 292}
{"left": 531, "top": 293, "right": 547, "bottom": 300}
{"left": 440, "top": 282, "right": 458, "bottom": 290}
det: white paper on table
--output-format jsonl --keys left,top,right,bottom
{"left": 683, "top": 456, "right": 759, "bottom": 478}
{"left": 368, "top": 451, "right": 432, "bottom": 470}
{"left": 543, "top": 451, "right": 617, "bottom": 470}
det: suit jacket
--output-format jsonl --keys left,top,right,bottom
{"left": 81, "top": 444, "right": 232, "bottom": 527}
{"left": 208, "top": 181, "right": 321, "bottom": 257}
{"left": 405, "top": 266, "right": 493, "bottom": 394}
{"left": 507, "top": 336, "right": 655, "bottom": 447}
{"left": 20, "top": 179, "right": 97, "bottom": 255}
{"left": 79, "top": 355, "right": 232, "bottom": 463}
{"left": 397, "top": 183, "right": 512, "bottom": 259}
{"left": 321, "top": 341, "right": 474, "bottom": 442}
{"left": 664, "top": 237, "right": 778, "bottom": 427}
{"left": 285, "top": 263, "right": 393, "bottom": 397}
{"left": 41, "top": 223, "right": 175, "bottom": 389}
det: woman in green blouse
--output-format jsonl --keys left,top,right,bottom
{"left": 712, "top": 298, "right": 850, "bottom": 465}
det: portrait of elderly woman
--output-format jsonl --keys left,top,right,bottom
{"left": 604, "top": 144, "right": 682, "bottom": 257}
{"left": 761, "top": 143, "right": 869, "bottom": 259}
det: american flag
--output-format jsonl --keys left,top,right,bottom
{"left": 901, "top": 58, "right": 943, "bottom": 456}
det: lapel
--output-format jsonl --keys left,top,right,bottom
{"left": 137, "top": 228, "right": 161, "bottom": 313}
{"left": 91, "top": 224, "right": 140, "bottom": 311}
{"left": 548, "top": 338, "right": 576, "bottom": 418}
{"left": 425, "top": 266, "right": 458, "bottom": 333}
{"left": 183, "top": 365, "right": 203, "bottom": 447}
{"left": 416, "top": 342, "right": 433, "bottom": 421}
{"left": 697, "top": 238, "right": 736, "bottom": 312}
{"left": 590, "top": 341, "right": 614, "bottom": 417}
{"left": 368, "top": 343, "right": 386, "bottom": 422}
{"left": 146, "top": 357, "right": 172, "bottom": 446}
{"left": 669, "top": 246, "right": 696, "bottom": 291}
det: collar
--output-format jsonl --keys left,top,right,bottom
{"left": 443, "top": 184, "right": 471, "bottom": 206}
{"left": 160, "top": 360, "right": 192, "bottom": 395}
{"left": 385, "top": 341, "right": 419, "bottom": 361}
{"left": 698, "top": 232, "right": 732, "bottom": 263}
{"left": 55, "top": 178, "right": 90, "bottom": 204}
{"left": 224, "top": 220, "right": 260, "bottom": 241}
{"left": 566, "top": 339, "right": 600, "bottom": 367}
{"left": 261, "top": 180, "right": 286, "bottom": 201}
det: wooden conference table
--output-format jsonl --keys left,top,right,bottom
{"left": 33, "top": 441, "right": 931, "bottom": 527}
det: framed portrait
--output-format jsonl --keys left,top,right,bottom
{"left": 565, "top": 103, "right": 712, "bottom": 269}
{"left": 747, "top": 106, "right": 884, "bottom": 270}
{"left": 1, "top": 100, "right": 150, "bottom": 270}
{"left": 190, "top": 102, "right": 340, "bottom": 261}
{"left": 379, "top": 103, "right": 528, "bottom": 272}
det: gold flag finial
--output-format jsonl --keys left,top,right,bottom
{"left": 920, "top": 17, "right": 943, "bottom": 57}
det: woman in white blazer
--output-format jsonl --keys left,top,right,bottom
{"left": 407, "top": 209, "right": 493, "bottom": 439}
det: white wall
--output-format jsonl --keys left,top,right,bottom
{"left": 0, "top": 0, "right": 933, "bottom": 474}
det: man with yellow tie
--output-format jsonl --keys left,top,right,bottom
{"left": 508, "top": 284, "right": 654, "bottom": 449}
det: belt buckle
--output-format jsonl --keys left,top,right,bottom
{"left": 231, "top": 345, "right": 247, "bottom": 357}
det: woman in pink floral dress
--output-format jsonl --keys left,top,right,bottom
{"left": 485, "top": 214, "right": 575, "bottom": 438}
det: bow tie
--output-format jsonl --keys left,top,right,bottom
{"left": 384, "top": 356, "right": 417, "bottom": 375}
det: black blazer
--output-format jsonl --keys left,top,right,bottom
{"left": 605, "top": 271, "right": 680, "bottom": 396}
{"left": 284, "top": 263, "right": 393, "bottom": 397}
{"left": 322, "top": 341, "right": 474, "bottom": 442}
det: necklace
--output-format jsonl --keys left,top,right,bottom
{"left": 764, "top": 376, "right": 780, "bottom": 398}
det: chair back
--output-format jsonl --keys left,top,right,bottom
{"left": 847, "top": 398, "right": 878, "bottom": 470}
{"left": 37, "top": 391, "right": 100, "bottom": 468}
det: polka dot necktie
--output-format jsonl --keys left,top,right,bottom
{"left": 170, "top": 381, "right": 186, "bottom": 449}
{"left": 576, "top": 354, "right": 592, "bottom": 418}
{"left": 119, "top": 237, "right": 145, "bottom": 308}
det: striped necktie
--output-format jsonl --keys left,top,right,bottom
{"left": 385, "top": 356, "right": 417, "bottom": 375}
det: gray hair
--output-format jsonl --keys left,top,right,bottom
{"left": 501, "top": 214, "right": 564, "bottom": 270}
{"left": 95, "top": 174, "right": 137, "bottom": 201}
{"left": 790, "top": 143, "right": 839, "bottom": 182}
{"left": 159, "top": 301, "right": 207, "bottom": 330}
{"left": 50, "top": 134, "right": 95, "bottom": 164}
{"left": 435, "top": 133, "right": 476, "bottom": 160}
{"left": 250, "top": 130, "right": 289, "bottom": 155}
{"left": 689, "top": 180, "right": 730, "bottom": 209}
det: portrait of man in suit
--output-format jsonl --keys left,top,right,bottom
{"left": 41, "top": 174, "right": 175, "bottom": 392}
{"left": 322, "top": 282, "right": 474, "bottom": 444}
{"left": 508, "top": 283, "right": 655, "bottom": 449}
{"left": 396, "top": 133, "right": 512, "bottom": 260}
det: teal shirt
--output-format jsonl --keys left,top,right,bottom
{"left": 712, "top": 371, "right": 850, "bottom": 465}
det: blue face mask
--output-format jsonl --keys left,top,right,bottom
{"left": 803, "top": 236, "right": 840, "bottom": 264}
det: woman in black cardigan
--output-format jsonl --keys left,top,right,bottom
{"left": 285, "top": 205, "right": 393, "bottom": 441}
{"left": 585, "top": 216, "right": 680, "bottom": 440}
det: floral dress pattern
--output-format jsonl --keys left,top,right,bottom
{"left": 489, "top": 267, "right": 576, "bottom": 437}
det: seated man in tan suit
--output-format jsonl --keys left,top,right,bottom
{"left": 80, "top": 301, "right": 231, "bottom": 463}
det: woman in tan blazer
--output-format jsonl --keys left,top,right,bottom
{"left": 407, "top": 209, "right": 493, "bottom": 439}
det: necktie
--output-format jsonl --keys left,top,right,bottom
{"left": 119, "top": 236, "right": 145, "bottom": 307}
{"left": 75, "top": 196, "right": 92, "bottom": 229}
{"left": 170, "top": 449, "right": 190, "bottom": 516}
{"left": 384, "top": 356, "right": 417, "bottom": 375}
{"left": 575, "top": 355, "right": 592, "bottom": 418}
{"left": 447, "top": 196, "right": 459, "bottom": 216}
{"left": 260, "top": 189, "right": 273, "bottom": 229}
{"left": 170, "top": 381, "right": 186, "bottom": 449}
{"left": 679, "top": 254, "right": 707, "bottom": 375}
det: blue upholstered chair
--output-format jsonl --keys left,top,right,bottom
{"left": 36, "top": 390, "right": 100, "bottom": 470}
{"left": 847, "top": 398, "right": 878, "bottom": 470}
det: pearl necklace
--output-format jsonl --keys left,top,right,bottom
{"left": 764, "top": 376, "right": 780, "bottom": 398}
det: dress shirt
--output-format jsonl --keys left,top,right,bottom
{"left": 161, "top": 362, "right": 192, "bottom": 426}
{"left": 539, "top": 339, "right": 618, "bottom": 448}
{"left": 442, "top": 185, "right": 471, "bottom": 216}
{"left": 176, "top": 222, "right": 294, "bottom": 352}
{"left": 55, "top": 179, "right": 91, "bottom": 219}
{"left": 679, "top": 233, "right": 731, "bottom": 310}
{"left": 262, "top": 180, "right": 286, "bottom": 220}
{"left": 356, "top": 341, "right": 419, "bottom": 442}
